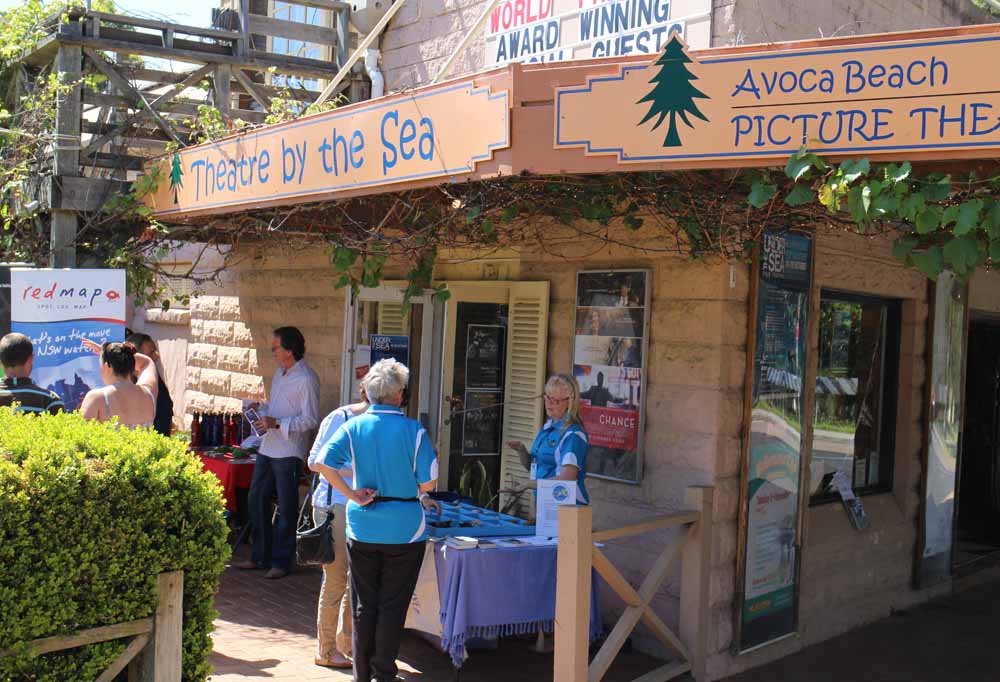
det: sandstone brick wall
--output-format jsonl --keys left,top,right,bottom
{"left": 378, "top": 0, "right": 713, "bottom": 94}
{"left": 490, "top": 216, "right": 752, "bottom": 666}
{"left": 712, "top": 230, "right": 937, "bottom": 678}
{"left": 184, "top": 244, "right": 347, "bottom": 426}
{"left": 711, "top": 0, "right": 991, "bottom": 46}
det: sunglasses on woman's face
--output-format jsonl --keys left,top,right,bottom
{"left": 544, "top": 394, "right": 569, "bottom": 404}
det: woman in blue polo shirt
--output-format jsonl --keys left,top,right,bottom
{"left": 507, "top": 373, "right": 590, "bottom": 505}
{"left": 317, "top": 358, "right": 440, "bottom": 682}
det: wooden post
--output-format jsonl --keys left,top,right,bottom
{"left": 139, "top": 571, "right": 184, "bottom": 682}
{"left": 554, "top": 505, "right": 592, "bottom": 682}
{"left": 335, "top": 5, "right": 348, "bottom": 70}
{"left": 52, "top": 39, "right": 83, "bottom": 268}
{"left": 238, "top": 0, "right": 250, "bottom": 59}
{"left": 215, "top": 64, "right": 232, "bottom": 121}
{"left": 680, "top": 486, "right": 714, "bottom": 681}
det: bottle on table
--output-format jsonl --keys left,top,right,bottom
{"left": 190, "top": 412, "right": 201, "bottom": 448}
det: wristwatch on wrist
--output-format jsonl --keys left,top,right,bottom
{"left": 419, "top": 492, "right": 430, "bottom": 502}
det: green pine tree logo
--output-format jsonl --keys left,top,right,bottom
{"left": 637, "top": 35, "right": 709, "bottom": 147}
{"left": 169, "top": 152, "right": 184, "bottom": 204}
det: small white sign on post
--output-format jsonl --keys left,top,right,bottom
{"left": 536, "top": 479, "right": 577, "bottom": 537}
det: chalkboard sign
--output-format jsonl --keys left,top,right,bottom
{"left": 462, "top": 391, "right": 502, "bottom": 456}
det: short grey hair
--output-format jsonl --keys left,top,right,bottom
{"left": 361, "top": 358, "right": 410, "bottom": 404}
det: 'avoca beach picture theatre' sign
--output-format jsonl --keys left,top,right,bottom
{"left": 557, "top": 32, "right": 1000, "bottom": 163}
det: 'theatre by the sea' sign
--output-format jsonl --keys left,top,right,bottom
{"left": 145, "top": 82, "right": 509, "bottom": 217}
{"left": 556, "top": 31, "right": 1000, "bottom": 164}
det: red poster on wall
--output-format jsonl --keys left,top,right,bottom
{"left": 580, "top": 404, "right": 640, "bottom": 451}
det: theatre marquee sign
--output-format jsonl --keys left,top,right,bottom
{"left": 556, "top": 32, "right": 1000, "bottom": 164}
{"left": 146, "top": 82, "right": 509, "bottom": 217}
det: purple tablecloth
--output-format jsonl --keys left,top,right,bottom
{"left": 434, "top": 542, "right": 602, "bottom": 667}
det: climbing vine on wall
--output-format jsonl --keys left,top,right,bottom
{"left": 748, "top": 147, "right": 1000, "bottom": 281}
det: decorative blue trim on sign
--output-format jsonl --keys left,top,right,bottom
{"left": 154, "top": 84, "right": 509, "bottom": 215}
{"left": 555, "top": 34, "right": 1000, "bottom": 163}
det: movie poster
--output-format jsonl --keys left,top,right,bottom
{"left": 573, "top": 270, "right": 649, "bottom": 483}
{"left": 737, "top": 231, "right": 812, "bottom": 652}
{"left": 10, "top": 269, "right": 126, "bottom": 411}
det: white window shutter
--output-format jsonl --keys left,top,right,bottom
{"left": 499, "top": 281, "right": 550, "bottom": 518}
{"left": 377, "top": 302, "right": 408, "bottom": 335}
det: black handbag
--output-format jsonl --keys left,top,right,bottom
{"left": 297, "top": 475, "right": 335, "bottom": 566}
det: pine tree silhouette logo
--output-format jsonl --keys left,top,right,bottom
{"left": 169, "top": 152, "right": 184, "bottom": 204}
{"left": 637, "top": 35, "right": 709, "bottom": 147}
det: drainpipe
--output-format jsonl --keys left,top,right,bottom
{"left": 312, "top": 0, "right": 408, "bottom": 107}
{"left": 365, "top": 47, "right": 384, "bottom": 99}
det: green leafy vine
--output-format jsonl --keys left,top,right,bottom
{"left": 749, "top": 147, "right": 1000, "bottom": 280}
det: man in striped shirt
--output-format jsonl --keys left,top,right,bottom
{"left": 0, "top": 333, "right": 64, "bottom": 415}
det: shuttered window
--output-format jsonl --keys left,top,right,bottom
{"left": 498, "top": 282, "right": 550, "bottom": 518}
{"left": 377, "top": 302, "right": 409, "bottom": 335}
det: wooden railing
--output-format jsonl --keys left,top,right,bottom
{"left": 0, "top": 571, "right": 184, "bottom": 682}
{"left": 554, "top": 487, "right": 714, "bottom": 682}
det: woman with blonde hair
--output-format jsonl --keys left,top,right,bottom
{"left": 507, "top": 373, "right": 590, "bottom": 504}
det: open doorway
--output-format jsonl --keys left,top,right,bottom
{"left": 956, "top": 318, "right": 1000, "bottom": 569}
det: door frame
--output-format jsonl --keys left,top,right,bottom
{"left": 437, "top": 281, "right": 512, "bottom": 490}
{"left": 340, "top": 283, "right": 437, "bottom": 427}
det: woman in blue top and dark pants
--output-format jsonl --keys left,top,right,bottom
{"left": 508, "top": 373, "right": 590, "bottom": 505}
{"left": 317, "top": 358, "right": 441, "bottom": 682}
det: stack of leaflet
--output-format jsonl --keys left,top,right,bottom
{"left": 444, "top": 535, "right": 479, "bottom": 550}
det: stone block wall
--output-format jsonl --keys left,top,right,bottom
{"left": 710, "top": 230, "right": 936, "bottom": 678}
{"left": 513, "top": 217, "right": 750, "bottom": 664}
{"left": 378, "top": 0, "right": 714, "bottom": 94}
{"left": 711, "top": 0, "right": 991, "bottom": 46}
{"left": 184, "top": 244, "right": 347, "bottom": 425}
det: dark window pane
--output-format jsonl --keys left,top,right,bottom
{"left": 811, "top": 295, "right": 897, "bottom": 500}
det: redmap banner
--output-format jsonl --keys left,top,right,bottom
{"left": 10, "top": 269, "right": 126, "bottom": 411}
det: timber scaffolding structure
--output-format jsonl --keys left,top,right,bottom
{"left": 21, "top": 0, "right": 365, "bottom": 267}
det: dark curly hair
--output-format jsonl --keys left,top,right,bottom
{"left": 101, "top": 341, "right": 137, "bottom": 378}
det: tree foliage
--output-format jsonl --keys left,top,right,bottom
{"left": 749, "top": 147, "right": 1000, "bottom": 280}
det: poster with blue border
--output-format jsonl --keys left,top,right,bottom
{"left": 370, "top": 334, "right": 409, "bottom": 367}
{"left": 10, "top": 269, "right": 126, "bottom": 411}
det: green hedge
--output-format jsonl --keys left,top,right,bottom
{"left": 0, "top": 408, "right": 230, "bottom": 682}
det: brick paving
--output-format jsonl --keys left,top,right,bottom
{"left": 208, "top": 547, "right": 665, "bottom": 682}
{"left": 723, "top": 568, "right": 1000, "bottom": 682}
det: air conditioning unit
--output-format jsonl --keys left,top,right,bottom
{"left": 351, "top": 0, "right": 392, "bottom": 34}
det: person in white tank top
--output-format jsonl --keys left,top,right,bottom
{"left": 80, "top": 340, "right": 158, "bottom": 430}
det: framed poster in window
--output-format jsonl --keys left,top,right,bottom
{"left": 572, "top": 269, "right": 650, "bottom": 484}
{"left": 465, "top": 324, "right": 505, "bottom": 389}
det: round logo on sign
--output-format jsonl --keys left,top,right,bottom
{"left": 552, "top": 485, "right": 569, "bottom": 502}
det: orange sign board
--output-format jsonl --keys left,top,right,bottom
{"left": 147, "top": 82, "right": 509, "bottom": 217}
{"left": 556, "top": 32, "right": 1000, "bottom": 164}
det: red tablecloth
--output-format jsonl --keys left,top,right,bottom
{"left": 201, "top": 454, "right": 256, "bottom": 512}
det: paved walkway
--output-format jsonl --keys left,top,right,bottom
{"left": 724, "top": 568, "right": 1000, "bottom": 682}
{"left": 210, "top": 549, "right": 1000, "bottom": 682}
{"left": 208, "top": 548, "right": 662, "bottom": 682}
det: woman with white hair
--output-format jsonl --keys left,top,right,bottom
{"left": 507, "top": 373, "right": 590, "bottom": 504}
{"left": 317, "top": 358, "right": 440, "bottom": 682}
